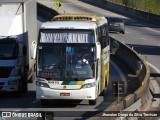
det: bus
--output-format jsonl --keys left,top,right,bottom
{"left": 31, "top": 14, "right": 110, "bottom": 106}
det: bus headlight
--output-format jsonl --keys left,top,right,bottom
{"left": 36, "top": 81, "right": 50, "bottom": 88}
{"left": 81, "top": 82, "right": 96, "bottom": 88}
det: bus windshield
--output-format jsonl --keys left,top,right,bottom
{"left": 37, "top": 44, "right": 95, "bottom": 80}
{"left": 39, "top": 29, "right": 95, "bottom": 43}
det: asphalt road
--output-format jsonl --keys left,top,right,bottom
{"left": 111, "top": 18, "right": 160, "bottom": 70}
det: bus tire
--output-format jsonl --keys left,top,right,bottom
{"left": 89, "top": 99, "right": 97, "bottom": 105}
{"left": 41, "top": 99, "right": 49, "bottom": 106}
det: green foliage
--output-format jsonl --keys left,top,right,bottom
{"left": 107, "top": 0, "right": 160, "bottom": 15}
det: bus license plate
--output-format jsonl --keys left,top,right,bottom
{"left": 60, "top": 93, "right": 70, "bottom": 96}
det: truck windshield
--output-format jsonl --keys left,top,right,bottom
{"left": 0, "top": 38, "right": 18, "bottom": 59}
{"left": 37, "top": 44, "right": 95, "bottom": 80}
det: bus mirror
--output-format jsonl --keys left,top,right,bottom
{"left": 30, "top": 41, "right": 37, "bottom": 59}
{"left": 96, "top": 42, "right": 101, "bottom": 59}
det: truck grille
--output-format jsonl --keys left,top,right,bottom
{"left": 0, "top": 67, "right": 13, "bottom": 78}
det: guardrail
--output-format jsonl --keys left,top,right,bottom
{"left": 111, "top": 37, "right": 150, "bottom": 108}
{"left": 37, "top": 2, "right": 151, "bottom": 119}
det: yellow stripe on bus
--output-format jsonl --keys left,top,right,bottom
{"left": 76, "top": 81, "right": 84, "bottom": 85}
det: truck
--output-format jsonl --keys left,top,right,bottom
{"left": 0, "top": 0, "right": 37, "bottom": 95}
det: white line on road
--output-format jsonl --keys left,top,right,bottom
{"left": 147, "top": 62, "right": 160, "bottom": 74}
{"left": 141, "top": 37, "right": 146, "bottom": 40}
{"left": 145, "top": 27, "right": 160, "bottom": 33}
{"left": 125, "top": 31, "right": 129, "bottom": 34}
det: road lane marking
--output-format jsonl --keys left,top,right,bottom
{"left": 147, "top": 62, "right": 160, "bottom": 74}
{"left": 141, "top": 37, "right": 145, "bottom": 40}
{"left": 141, "top": 37, "right": 146, "bottom": 40}
{"left": 146, "top": 27, "right": 160, "bottom": 33}
{"left": 110, "top": 60, "right": 127, "bottom": 94}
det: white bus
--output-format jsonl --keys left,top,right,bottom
{"left": 31, "top": 14, "right": 110, "bottom": 106}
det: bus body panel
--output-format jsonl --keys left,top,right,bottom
{"left": 36, "top": 86, "right": 96, "bottom": 100}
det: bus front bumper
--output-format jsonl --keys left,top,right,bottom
{"left": 36, "top": 86, "right": 96, "bottom": 100}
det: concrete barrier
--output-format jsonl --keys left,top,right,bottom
{"left": 123, "top": 94, "right": 135, "bottom": 108}
{"left": 100, "top": 37, "right": 150, "bottom": 118}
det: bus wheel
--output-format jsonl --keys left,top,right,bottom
{"left": 89, "top": 99, "right": 97, "bottom": 105}
{"left": 41, "top": 99, "right": 49, "bottom": 106}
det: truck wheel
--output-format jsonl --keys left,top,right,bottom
{"left": 14, "top": 84, "right": 22, "bottom": 97}
{"left": 89, "top": 99, "right": 97, "bottom": 105}
{"left": 22, "top": 76, "right": 28, "bottom": 93}
{"left": 41, "top": 99, "right": 49, "bottom": 106}
{"left": 22, "top": 68, "right": 28, "bottom": 93}
{"left": 121, "top": 31, "right": 125, "bottom": 34}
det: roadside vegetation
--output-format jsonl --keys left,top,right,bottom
{"left": 107, "top": 0, "right": 160, "bottom": 15}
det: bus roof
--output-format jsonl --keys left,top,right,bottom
{"left": 41, "top": 21, "right": 97, "bottom": 30}
{"left": 52, "top": 14, "right": 99, "bottom": 22}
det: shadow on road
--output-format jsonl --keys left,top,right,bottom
{"left": 0, "top": 91, "right": 36, "bottom": 108}
{"left": 127, "top": 44, "right": 160, "bottom": 55}
{"left": 41, "top": 100, "right": 84, "bottom": 108}
{"left": 150, "top": 73, "right": 160, "bottom": 78}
